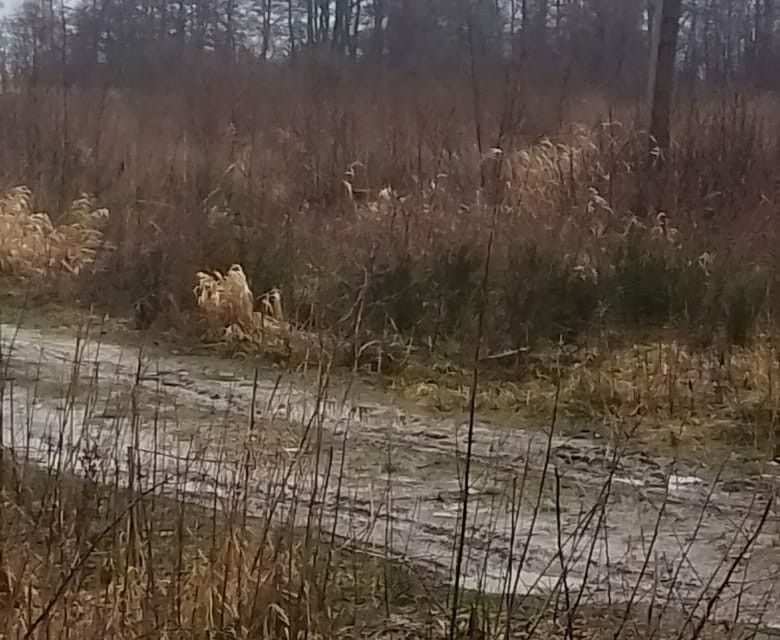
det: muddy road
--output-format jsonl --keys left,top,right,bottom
{"left": 1, "top": 322, "right": 779, "bottom": 628}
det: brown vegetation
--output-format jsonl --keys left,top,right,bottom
{"left": 1, "top": 80, "right": 779, "bottom": 443}
{"left": 2, "top": 2, "right": 780, "bottom": 638}
{"left": 0, "top": 457, "right": 435, "bottom": 639}
{"left": 0, "top": 186, "right": 108, "bottom": 280}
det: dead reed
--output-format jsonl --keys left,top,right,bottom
{"left": 0, "top": 186, "right": 108, "bottom": 280}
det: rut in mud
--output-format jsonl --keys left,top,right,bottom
{"left": 1, "top": 322, "right": 779, "bottom": 629}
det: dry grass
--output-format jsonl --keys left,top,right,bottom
{"left": 1, "top": 55, "right": 779, "bottom": 640}
{"left": 0, "top": 319, "right": 442, "bottom": 640}
{"left": 2, "top": 82, "right": 777, "bottom": 358}
{"left": 195, "top": 264, "right": 260, "bottom": 331}
{"left": 194, "top": 264, "right": 288, "bottom": 343}
{"left": 0, "top": 462, "right": 435, "bottom": 640}
{"left": 400, "top": 334, "right": 780, "bottom": 458}
{"left": 2, "top": 297, "right": 775, "bottom": 640}
{"left": 193, "top": 264, "right": 330, "bottom": 362}
{"left": 559, "top": 336, "right": 780, "bottom": 451}
{"left": 0, "top": 186, "right": 108, "bottom": 280}
{"left": 0, "top": 76, "right": 778, "bottom": 462}
{"left": 0, "top": 461, "right": 748, "bottom": 640}
{"left": 500, "top": 125, "right": 596, "bottom": 212}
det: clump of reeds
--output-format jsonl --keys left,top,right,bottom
{"left": 560, "top": 336, "right": 780, "bottom": 447}
{"left": 402, "top": 334, "right": 780, "bottom": 454}
{"left": 0, "top": 186, "right": 109, "bottom": 279}
{"left": 194, "top": 264, "right": 258, "bottom": 330}
{"left": 194, "top": 263, "right": 298, "bottom": 352}
{"left": 501, "top": 125, "right": 596, "bottom": 212}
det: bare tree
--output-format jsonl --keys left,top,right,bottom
{"left": 260, "top": 0, "right": 273, "bottom": 58}
{"left": 349, "top": 0, "right": 361, "bottom": 56}
{"left": 756, "top": 0, "right": 776, "bottom": 83}
{"left": 371, "top": 0, "right": 385, "bottom": 59}
{"left": 288, "top": 0, "right": 296, "bottom": 52}
{"left": 332, "top": 0, "right": 348, "bottom": 51}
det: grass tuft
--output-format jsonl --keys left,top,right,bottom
{"left": 0, "top": 186, "right": 108, "bottom": 281}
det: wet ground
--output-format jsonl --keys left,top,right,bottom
{"left": 1, "top": 321, "right": 779, "bottom": 629}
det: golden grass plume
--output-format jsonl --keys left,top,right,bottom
{"left": 501, "top": 125, "right": 596, "bottom": 211}
{"left": 193, "top": 264, "right": 295, "bottom": 350}
{"left": 0, "top": 186, "right": 109, "bottom": 279}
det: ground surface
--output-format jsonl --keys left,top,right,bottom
{"left": 2, "top": 314, "right": 780, "bottom": 635}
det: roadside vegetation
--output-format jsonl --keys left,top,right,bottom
{"left": 2, "top": 96, "right": 780, "bottom": 455}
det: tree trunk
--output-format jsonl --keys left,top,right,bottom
{"left": 332, "top": 0, "right": 349, "bottom": 52}
{"left": 757, "top": 0, "right": 776, "bottom": 79}
{"left": 536, "top": 0, "right": 548, "bottom": 42}
{"left": 224, "top": 0, "right": 236, "bottom": 57}
{"left": 509, "top": 0, "right": 517, "bottom": 35}
{"left": 306, "top": 0, "right": 315, "bottom": 46}
{"left": 372, "top": 0, "right": 385, "bottom": 60}
{"left": 288, "top": 0, "right": 296, "bottom": 53}
{"left": 682, "top": 1, "right": 699, "bottom": 87}
{"left": 261, "top": 0, "right": 272, "bottom": 58}
{"left": 350, "top": 0, "right": 362, "bottom": 57}
{"left": 317, "top": 0, "right": 330, "bottom": 44}
{"left": 647, "top": 0, "right": 682, "bottom": 157}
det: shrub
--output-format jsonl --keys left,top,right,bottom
{"left": 501, "top": 243, "right": 601, "bottom": 348}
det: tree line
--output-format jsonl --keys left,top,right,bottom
{"left": 0, "top": 0, "right": 777, "bottom": 91}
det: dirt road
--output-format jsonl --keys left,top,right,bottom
{"left": 2, "top": 322, "right": 779, "bottom": 628}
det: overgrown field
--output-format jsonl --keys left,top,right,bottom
{"left": 2, "top": 3, "right": 780, "bottom": 636}
{"left": 1, "top": 73, "right": 780, "bottom": 451}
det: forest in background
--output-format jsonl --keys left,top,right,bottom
{"left": 0, "top": 0, "right": 778, "bottom": 89}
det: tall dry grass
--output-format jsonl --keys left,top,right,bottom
{"left": 1, "top": 67, "right": 779, "bottom": 444}
{"left": 0, "top": 186, "right": 108, "bottom": 280}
